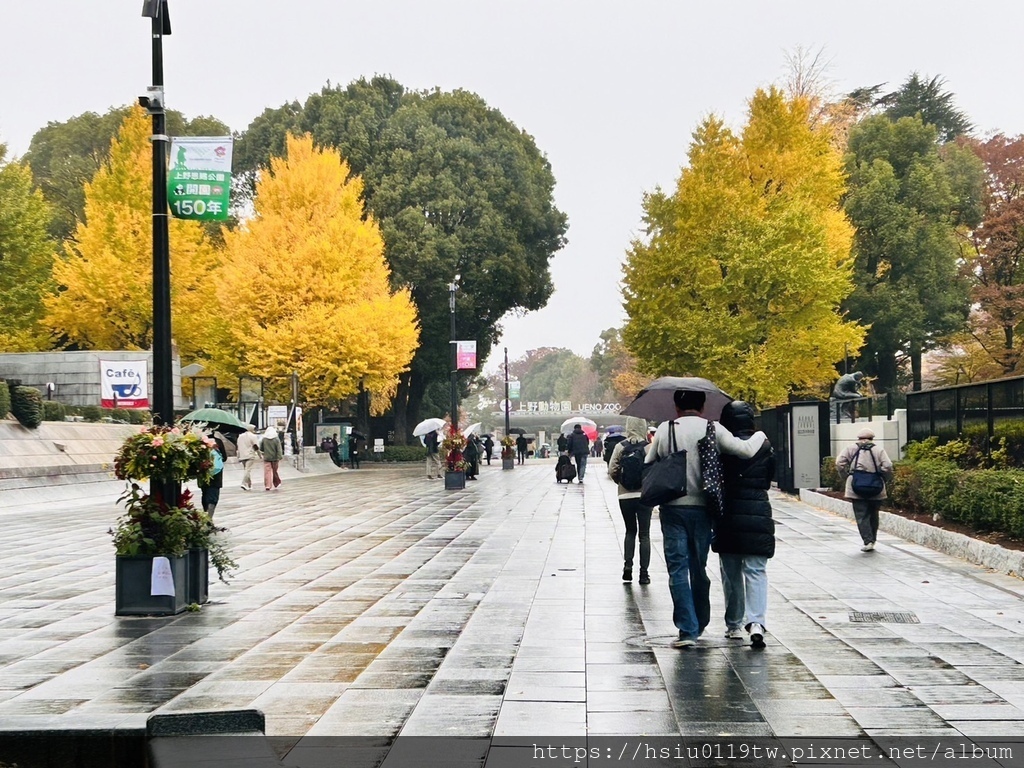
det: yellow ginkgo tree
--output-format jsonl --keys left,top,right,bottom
{"left": 44, "top": 106, "right": 219, "bottom": 364}
{"left": 213, "top": 133, "right": 419, "bottom": 407}
{"left": 623, "top": 88, "right": 865, "bottom": 406}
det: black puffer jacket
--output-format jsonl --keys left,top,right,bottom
{"left": 712, "top": 402, "right": 776, "bottom": 558}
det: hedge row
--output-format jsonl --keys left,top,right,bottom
{"left": 369, "top": 445, "right": 428, "bottom": 462}
{"left": 889, "top": 458, "right": 1024, "bottom": 539}
{"left": 0, "top": 381, "right": 10, "bottom": 419}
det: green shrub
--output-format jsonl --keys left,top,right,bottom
{"left": 11, "top": 386, "right": 43, "bottom": 429}
{"left": 127, "top": 409, "right": 150, "bottom": 425}
{"left": 820, "top": 456, "right": 842, "bottom": 491}
{"left": 82, "top": 405, "right": 102, "bottom": 422}
{"left": 42, "top": 400, "right": 66, "bottom": 421}
{"left": 370, "top": 445, "right": 427, "bottom": 462}
{"left": 948, "top": 469, "right": 1024, "bottom": 536}
{"left": 111, "top": 408, "right": 130, "bottom": 423}
{"left": 888, "top": 458, "right": 962, "bottom": 517}
{"left": 0, "top": 380, "right": 10, "bottom": 418}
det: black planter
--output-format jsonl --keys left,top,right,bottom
{"left": 502, "top": 458, "right": 515, "bottom": 470}
{"left": 188, "top": 548, "right": 209, "bottom": 605}
{"left": 444, "top": 470, "right": 466, "bottom": 490}
{"left": 115, "top": 554, "right": 189, "bottom": 616}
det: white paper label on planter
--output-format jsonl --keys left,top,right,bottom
{"left": 151, "top": 557, "right": 176, "bottom": 596}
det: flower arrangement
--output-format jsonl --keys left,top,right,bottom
{"left": 500, "top": 435, "right": 515, "bottom": 460}
{"left": 114, "top": 425, "right": 213, "bottom": 484}
{"left": 441, "top": 429, "right": 468, "bottom": 473}
{"left": 110, "top": 423, "right": 236, "bottom": 582}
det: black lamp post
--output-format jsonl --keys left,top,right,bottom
{"left": 449, "top": 275, "right": 460, "bottom": 432}
{"left": 504, "top": 347, "right": 510, "bottom": 436}
{"left": 141, "top": 0, "right": 173, "bottom": 429}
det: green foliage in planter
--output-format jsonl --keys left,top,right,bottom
{"left": 370, "top": 445, "right": 427, "bottom": 462}
{"left": 11, "top": 386, "right": 43, "bottom": 429}
{"left": 820, "top": 456, "right": 842, "bottom": 491}
{"left": 111, "top": 408, "right": 130, "bottom": 423}
{"left": 110, "top": 483, "right": 191, "bottom": 557}
{"left": 42, "top": 400, "right": 66, "bottom": 421}
{"left": 0, "top": 380, "right": 10, "bottom": 418}
{"left": 82, "top": 405, "right": 102, "bottom": 422}
{"left": 186, "top": 510, "right": 238, "bottom": 583}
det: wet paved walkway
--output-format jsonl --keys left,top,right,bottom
{"left": 0, "top": 461, "right": 1023, "bottom": 739}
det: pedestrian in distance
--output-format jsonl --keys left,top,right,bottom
{"left": 592, "top": 436, "right": 604, "bottom": 459}
{"left": 644, "top": 390, "right": 768, "bottom": 648}
{"left": 483, "top": 434, "right": 494, "bottom": 466}
{"left": 236, "top": 425, "right": 261, "bottom": 491}
{"left": 425, "top": 428, "right": 442, "bottom": 479}
{"left": 608, "top": 416, "right": 652, "bottom": 585}
{"left": 348, "top": 433, "right": 361, "bottom": 469}
{"left": 464, "top": 435, "right": 480, "bottom": 480}
{"left": 556, "top": 432, "right": 569, "bottom": 455}
{"left": 835, "top": 427, "right": 894, "bottom": 552}
{"left": 516, "top": 433, "right": 528, "bottom": 465}
{"left": 713, "top": 401, "right": 775, "bottom": 649}
{"left": 198, "top": 431, "right": 227, "bottom": 517}
{"left": 260, "top": 426, "right": 283, "bottom": 491}
{"left": 567, "top": 423, "right": 590, "bottom": 482}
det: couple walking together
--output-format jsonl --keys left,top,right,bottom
{"left": 609, "top": 390, "right": 775, "bottom": 649}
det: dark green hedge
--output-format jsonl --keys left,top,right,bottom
{"left": 82, "top": 405, "right": 102, "bottom": 422}
{"left": 11, "top": 386, "right": 43, "bottom": 429}
{"left": 0, "top": 380, "right": 10, "bottom": 419}
{"left": 42, "top": 400, "right": 66, "bottom": 421}
{"left": 889, "top": 458, "right": 1024, "bottom": 539}
{"left": 369, "top": 445, "right": 428, "bottom": 462}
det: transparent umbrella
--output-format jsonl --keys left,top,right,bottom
{"left": 412, "top": 418, "right": 447, "bottom": 437}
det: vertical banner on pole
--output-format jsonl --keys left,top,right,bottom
{"left": 167, "top": 136, "right": 233, "bottom": 221}
{"left": 100, "top": 360, "right": 150, "bottom": 408}
{"left": 456, "top": 341, "right": 477, "bottom": 370}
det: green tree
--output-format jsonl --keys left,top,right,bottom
{"left": 843, "top": 114, "right": 984, "bottom": 391}
{"left": 234, "top": 77, "right": 568, "bottom": 441}
{"left": 25, "top": 106, "right": 230, "bottom": 242}
{"left": 623, "top": 88, "right": 863, "bottom": 406}
{"left": 0, "top": 143, "right": 54, "bottom": 351}
{"left": 878, "top": 73, "right": 972, "bottom": 144}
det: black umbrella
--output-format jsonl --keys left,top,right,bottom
{"left": 621, "top": 376, "right": 733, "bottom": 422}
{"left": 350, "top": 431, "right": 366, "bottom": 440}
{"left": 507, "top": 427, "right": 526, "bottom": 435}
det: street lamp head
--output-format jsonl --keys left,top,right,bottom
{"left": 141, "top": 0, "right": 171, "bottom": 34}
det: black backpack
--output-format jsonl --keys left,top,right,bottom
{"left": 617, "top": 441, "right": 647, "bottom": 491}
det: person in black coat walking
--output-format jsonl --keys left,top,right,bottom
{"left": 713, "top": 401, "right": 775, "bottom": 649}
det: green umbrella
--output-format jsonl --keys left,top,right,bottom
{"left": 180, "top": 407, "right": 251, "bottom": 434}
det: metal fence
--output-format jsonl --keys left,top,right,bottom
{"left": 906, "top": 375, "right": 1024, "bottom": 445}
{"left": 830, "top": 392, "right": 905, "bottom": 423}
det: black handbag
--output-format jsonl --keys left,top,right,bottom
{"left": 640, "top": 421, "right": 688, "bottom": 507}
{"left": 698, "top": 420, "right": 725, "bottom": 518}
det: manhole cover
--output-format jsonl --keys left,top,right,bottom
{"left": 849, "top": 611, "right": 919, "bottom": 624}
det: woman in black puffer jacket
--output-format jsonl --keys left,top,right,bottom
{"left": 713, "top": 401, "right": 775, "bottom": 648}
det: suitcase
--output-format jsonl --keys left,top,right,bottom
{"left": 556, "top": 455, "right": 577, "bottom": 483}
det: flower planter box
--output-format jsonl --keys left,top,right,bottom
{"left": 502, "top": 458, "right": 515, "bottom": 470}
{"left": 188, "top": 548, "right": 209, "bottom": 605}
{"left": 444, "top": 470, "right": 466, "bottom": 490}
{"left": 115, "top": 554, "right": 189, "bottom": 616}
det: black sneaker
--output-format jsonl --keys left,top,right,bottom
{"left": 622, "top": 568, "right": 632, "bottom": 582}
{"left": 638, "top": 571, "right": 650, "bottom": 585}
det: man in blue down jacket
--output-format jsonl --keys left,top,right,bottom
{"left": 712, "top": 401, "right": 775, "bottom": 649}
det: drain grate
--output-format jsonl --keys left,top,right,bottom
{"left": 849, "top": 611, "right": 919, "bottom": 624}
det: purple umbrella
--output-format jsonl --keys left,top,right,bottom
{"left": 621, "top": 377, "right": 733, "bottom": 422}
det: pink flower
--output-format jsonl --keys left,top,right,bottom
{"left": 151, "top": 437, "right": 164, "bottom": 447}
{"left": 171, "top": 428, "right": 181, "bottom": 435}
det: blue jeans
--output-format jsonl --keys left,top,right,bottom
{"left": 719, "top": 554, "right": 768, "bottom": 629}
{"left": 574, "top": 453, "right": 588, "bottom": 479}
{"left": 659, "top": 505, "right": 712, "bottom": 640}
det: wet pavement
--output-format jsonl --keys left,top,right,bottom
{"left": 0, "top": 460, "right": 1023, "bottom": 740}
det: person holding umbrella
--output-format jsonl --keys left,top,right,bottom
{"left": 567, "top": 423, "right": 590, "bottom": 481}
{"left": 516, "top": 433, "right": 528, "bottom": 464}
{"left": 641, "top": 386, "right": 768, "bottom": 648}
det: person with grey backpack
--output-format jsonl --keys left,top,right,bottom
{"left": 608, "top": 416, "right": 652, "bottom": 584}
{"left": 836, "top": 427, "right": 894, "bottom": 552}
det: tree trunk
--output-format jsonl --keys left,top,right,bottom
{"left": 875, "top": 352, "right": 899, "bottom": 394}
{"left": 393, "top": 373, "right": 411, "bottom": 446}
{"left": 910, "top": 340, "right": 923, "bottom": 392}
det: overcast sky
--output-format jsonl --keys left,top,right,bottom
{"left": 3, "top": 1, "right": 1023, "bottom": 374}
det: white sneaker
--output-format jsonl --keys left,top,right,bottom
{"left": 672, "top": 637, "right": 696, "bottom": 648}
{"left": 861, "top": 541, "right": 876, "bottom": 552}
{"left": 749, "top": 623, "right": 765, "bottom": 648}
{"left": 724, "top": 627, "right": 745, "bottom": 639}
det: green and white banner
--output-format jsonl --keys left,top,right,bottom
{"left": 167, "top": 136, "right": 233, "bottom": 221}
